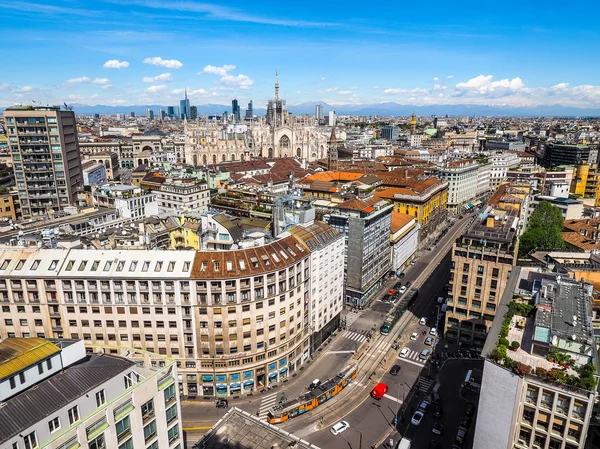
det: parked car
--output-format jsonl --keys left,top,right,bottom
{"left": 419, "top": 317, "right": 428, "bottom": 326}
{"left": 420, "top": 349, "right": 431, "bottom": 360}
{"left": 216, "top": 399, "right": 228, "bottom": 408}
{"left": 394, "top": 282, "right": 403, "bottom": 289}
{"left": 390, "top": 365, "right": 401, "bottom": 376}
{"left": 410, "top": 332, "right": 418, "bottom": 341}
{"left": 399, "top": 286, "right": 407, "bottom": 293}
{"left": 330, "top": 421, "right": 349, "bottom": 436}
{"left": 411, "top": 410, "right": 424, "bottom": 426}
{"left": 418, "top": 400, "right": 430, "bottom": 412}
{"left": 400, "top": 347, "right": 411, "bottom": 358}
{"left": 432, "top": 421, "right": 443, "bottom": 435}
{"left": 425, "top": 337, "right": 434, "bottom": 346}
{"left": 455, "top": 426, "right": 467, "bottom": 444}
{"left": 433, "top": 404, "right": 443, "bottom": 418}
{"left": 410, "top": 261, "right": 416, "bottom": 266}
{"left": 430, "top": 327, "right": 438, "bottom": 337}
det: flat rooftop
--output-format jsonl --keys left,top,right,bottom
{"left": 194, "top": 407, "right": 320, "bottom": 449}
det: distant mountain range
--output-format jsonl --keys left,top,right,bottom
{"left": 2, "top": 102, "right": 600, "bottom": 117}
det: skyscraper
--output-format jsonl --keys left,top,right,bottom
{"left": 189, "top": 106, "right": 198, "bottom": 120}
{"left": 316, "top": 104, "right": 323, "bottom": 124}
{"left": 245, "top": 100, "right": 253, "bottom": 120}
{"left": 328, "top": 110, "right": 336, "bottom": 127}
{"left": 167, "top": 106, "right": 175, "bottom": 119}
{"left": 4, "top": 106, "right": 83, "bottom": 219}
{"left": 146, "top": 108, "right": 154, "bottom": 120}
{"left": 180, "top": 88, "right": 190, "bottom": 120}
{"left": 232, "top": 99, "right": 240, "bottom": 123}
{"left": 158, "top": 109, "right": 166, "bottom": 121}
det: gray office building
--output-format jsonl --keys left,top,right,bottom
{"left": 4, "top": 106, "right": 83, "bottom": 219}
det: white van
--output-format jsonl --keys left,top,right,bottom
{"left": 397, "top": 437, "right": 411, "bottom": 449}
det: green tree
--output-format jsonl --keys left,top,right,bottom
{"left": 518, "top": 201, "right": 566, "bottom": 258}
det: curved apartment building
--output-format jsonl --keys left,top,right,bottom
{"left": 0, "top": 231, "right": 341, "bottom": 397}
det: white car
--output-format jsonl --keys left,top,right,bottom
{"left": 411, "top": 411, "right": 424, "bottom": 426}
{"left": 399, "top": 285, "right": 407, "bottom": 293}
{"left": 420, "top": 349, "right": 431, "bottom": 360}
{"left": 410, "top": 261, "right": 416, "bottom": 266}
{"left": 330, "top": 421, "right": 350, "bottom": 435}
{"left": 419, "top": 317, "right": 428, "bottom": 326}
{"left": 399, "top": 347, "right": 410, "bottom": 358}
{"left": 430, "top": 327, "right": 437, "bottom": 337}
{"left": 410, "top": 332, "right": 418, "bottom": 341}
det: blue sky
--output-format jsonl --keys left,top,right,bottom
{"left": 1, "top": 0, "right": 599, "bottom": 108}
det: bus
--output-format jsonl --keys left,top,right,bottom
{"left": 266, "top": 363, "right": 358, "bottom": 424}
{"left": 380, "top": 318, "right": 394, "bottom": 335}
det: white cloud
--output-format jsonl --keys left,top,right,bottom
{"left": 200, "top": 64, "right": 236, "bottom": 76}
{"left": 552, "top": 82, "right": 569, "bottom": 90}
{"left": 67, "top": 76, "right": 91, "bottom": 83}
{"left": 20, "top": 86, "right": 32, "bottom": 92}
{"left": 454, "top": 75, "right": 524, "bottom": 97}
{"left": 433, "top": 77, "right": 439, "bottom": 81}
{"left": 447, "top": 75, "right": 454, "bottom": 79}
{"left": 220, "top": 74, "right": 254, "bottom": 89}
{"left": 373, "top": 86, "right": 379, "bottom": 89}
{"left": 103, "top": 60, "right": 130, "bottom": 69}
{"left": 321, "top": 76, "right": 326, "bottom": 81}
{"left": 145, "top": 84, "right": 167, "bottom": 93}
{"left": 337, "top": 90, "right": 352, "bottom": 95}
{"left": 143, "top": 73, "right": 173, "bottom": 83}
{"left": 383, "top": 88, "right": 407, "bottom": 94}
{"left": 92, "top": 78, "right": 110, "bottom": 85}
{"left": 143, "top": 57, "right": 183, "bottom": 69}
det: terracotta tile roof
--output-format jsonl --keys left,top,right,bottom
{"left": 488, "top": 183, "right": 510, "bottom": 207}
{"left": 302, "top": 171, "right": 365, "bottom": 183}
{"left": 446, "top": 158, "right": 474, "bottom": 168}
{"left": 190, "top": 235, "right": 309, "bottom": 279}
{"left": 391, "top": 211, "right": 415, "bottom": 233}
{"left": 562, "top": 231, "right": 600, "bottom": 251}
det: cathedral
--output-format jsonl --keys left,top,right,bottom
{"left": 184, "top": 73, "right": 334, "bottom": 166}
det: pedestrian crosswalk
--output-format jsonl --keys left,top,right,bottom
{"left": 257, "top": 392, "right": 279, "bottom": 420}
{"left": 342, "top": 329, "right": 370, "bottom": 343}
{"left": 398, "top": 349, "right": 426, "bottom": 363}
{"left": 344, "top": 311, "right": 362, "bottom": 328}
{"left": 417, "top": 377, "right": 435, "bottom": 394}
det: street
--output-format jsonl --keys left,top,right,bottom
{"left": 183, "top": 215, "right": 474, "bottom": 448}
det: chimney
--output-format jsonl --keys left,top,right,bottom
{"left": 486, "top": 216, "right": 495, "bottom": 228}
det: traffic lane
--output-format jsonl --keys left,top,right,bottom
{"left": 408, "top": 359, "right": 483, "bottom": 449}
{"left": 308, "top": 422, "right": 367, "bottom": 449}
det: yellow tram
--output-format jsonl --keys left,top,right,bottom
{"left": 266, "top": 363, "right": 358, "bottom": 424}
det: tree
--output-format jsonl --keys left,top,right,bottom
{"left": 519, "top": 201, "right": 566, "bottom": 258}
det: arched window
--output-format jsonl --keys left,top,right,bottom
{"left": 212, "top": 155, "right": 217, "bottom": 165}
{"left": 268, "top": 148, "right": 273, "bottom": 158}
{"left": 203, "top": 155, "right": 207, "bottom": 166}
{"left": 296, "top": 148, "right": 302, "bottom": 158}
{"left": 222, "top": 154, "right": 226, "bottom": 162}
{"left": 279, "top": 135, "right": 290, "bottom": 149}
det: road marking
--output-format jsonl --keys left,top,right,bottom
{"left": 183, "top": 426, "right": 213, "bottom": 431}
{"left": 383, "top": 393, "right": 403, "bottom": 405}
{"left": 397, "top": 357, "right": 425, "bottom": 368}
{"left": 342, "top": 330, "right": 368, "bottom": 343}
{"left": 327, "top": 350, "right": 355, "bottom": 354}
{"left": 257, "top": 392, "right": 279, "bottom": 420}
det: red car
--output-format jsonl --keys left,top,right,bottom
{"left": 371, "top": 382, "right": 388, "bottom": 400}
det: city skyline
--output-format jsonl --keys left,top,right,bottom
{"left": 1, "top": 0, "right": 599, "bottom": 111}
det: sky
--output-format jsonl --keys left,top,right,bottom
{"left": 1, "top": 0, "right": 600, "bottom": 110}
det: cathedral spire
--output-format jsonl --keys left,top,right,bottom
{"left": 275, "top": 71, "right": 280, "bottom": 101}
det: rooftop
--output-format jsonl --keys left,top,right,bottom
{"left": 0, "top": 338, "right": 61, "bottom": 380}
{"left": 0, "top": 353, "right": 134, "bottom": 443}
{"left": 193, "top": 407, "right": 320, "bottom": 449}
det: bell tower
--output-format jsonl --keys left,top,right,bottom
{"left": 327, "top": 127, "right": 338, "bottom": 172}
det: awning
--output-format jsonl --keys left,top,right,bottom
{"left": 230, "top": 383, "right": 241, "bottom": 390}
{"left": 268, "top": 372, "right": 278, "bottom": 379}
{"left": 243, "top": 371, "right": 253, "bottom": 379}
{"left": 244, "top": 380, "right": 255, "bottom": 386}
{"left": 202, "top": 375, "right": 213, "bottom": 382}
{"left": 279, "top": 367, "right": 288, "bottom": 374}
{"left": 467, "top": 203, "right": 474, "bottom": 208}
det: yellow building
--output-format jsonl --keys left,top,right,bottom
{"left": 169, "top": 214, "right": 202, "bottom": 249}
{"left": 572, "top": 163, "right": 600, "bottom": 206}
{"left": 0, "top": 190, "right": 18, "bottom": 220}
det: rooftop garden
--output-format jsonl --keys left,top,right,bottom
{"left": 491, "top": 299, "right": 597, "bottom": 392}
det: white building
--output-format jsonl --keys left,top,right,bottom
{"left": 93, "top": 185, "right": 159, "bottom": 220}
{"left": 528, "top": 195, "right": 584, "bottom": 221}
{"left": 488, "top": 151, "right": 520, "bottom": 189}
{"left": 476, "top": 163, "right": 492, "bottom": 197}
{"left": 437, "top": 158, "right": 479, "bottom": 212}
{"left": 328, "top": 110, "right": 336, "bottom": 127}
{"left": 390, "top": 212, "right": 419, "bottom": 274}
{"left": 0, "top": 338, "right": 182, "bottom": 449}
{"left": 409, "top": 134, "right": 424, "bottom": 148}
{"left": 156, "top": 179, "right": 210, "bottom": 213}
{"left": 396, "top": 148, "right": 438, "bottom": 163}
{"left": 288, "top": 221, "right": 345, "bottom": 350}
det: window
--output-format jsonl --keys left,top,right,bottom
{"left": 166, "top": 404, "right": 178, "bottom": 423}
{"left": 23, "top": 432, "right": 37, "bottom": 449}
{"left": 141, "top": 399, "right": 154, "bottom": 420}
{"left": 116, "top": 416, "right": 131, "bottom": 440}
{"left": 89, "top": 434, "right": 105, "bottom": 449}
{"left": 164, "top": 383, "right": 176, "bottom": 404}
{"left": 168, "top": 424, "right": 180, "bottom": 444}
{"left": 38, "top": 363, "right": 44, "bottom": 374}
{"left": 143, "top": 420, "right": 157, "bottom": 443}
{"left": 68, "top": 406, "right": 80, "bottom": 424}
{"left": 118, "top": 439, "right": 133, "bottom": 449}
{"left": 96, "top": 389, "right": 106, "bottom": 407}
{"left": 19, "top": 372, "right": 26, "bottom": 384}
{"left": 146, "top": 442, "right": 159, "bottom": 449}
{"left": 48, "top": 416, "right": 60, "bottom": 433}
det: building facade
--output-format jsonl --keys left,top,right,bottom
{"left": 156, "top": 179, "right": 210, "bottom": 213}
{"left": 4, "top": 106, "right": 83, "bottom": 219}
{"left": 488, "top": 151, "right": 521, "bottom": 189}
{"left": 0, "top": 338, "right": 182, "bottom": 449}
{"left": 437, "top": 158, "right": 480, "bottom": 212}
{"left": 390, "top": 212, "right": 419, "bottom": 275}
{"left": 82, "top": 161, "right": 108, "bottom": 187}
{"left": 0, "top": 235, "right": 320, "bottom": 397}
